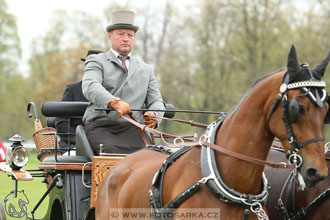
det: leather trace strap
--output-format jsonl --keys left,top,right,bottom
{"left": 152, "top": 115, "right": 208, "bottom": 128}
{"left": 190, "top": 140, "right": 294, "bottom": 169}
{"left": 127, "top": 114, "right": 150, "bottom": 145}
{"left": 122, "top": 115, "right": 195, "bottom": 145}
{"left": 122, "top": 115, "right": 294, "bottom": 169}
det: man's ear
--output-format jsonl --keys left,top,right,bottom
{"left": 108, "top": 32, "right": 112, "bottom": 41}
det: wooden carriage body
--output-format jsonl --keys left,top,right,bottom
{"left": 0, "top": 101, "right": 138, "bottom": 220}
{"left": 14, "top": 100, "right": 175, "bottom": 220}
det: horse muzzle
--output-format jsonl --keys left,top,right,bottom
{"left": 299, "top": 165, "right": 328, "bottom": 189}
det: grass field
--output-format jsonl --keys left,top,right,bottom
{"left": 0, "top": 149, "right": 49, "bottom": 220}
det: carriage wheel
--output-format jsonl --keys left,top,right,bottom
{"left": 0, "top": 201, "right": 6, "bottom": 220}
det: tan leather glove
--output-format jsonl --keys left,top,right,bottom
{"left": 108, "top": 97, "right": 132, "bottom": 117}
{"left": 143, "top": 111, "right": 157, "bottom": 128}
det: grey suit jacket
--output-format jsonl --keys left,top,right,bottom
{"left": 82, "top": 50, "right": 165, "bottom": 126}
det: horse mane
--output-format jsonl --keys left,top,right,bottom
{"left": 226, "top": 69, "right": 286, "bottom": 116}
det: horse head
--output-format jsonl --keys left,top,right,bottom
{"left": 268, "top": 45, "right": 330, "bottom": 188}
{"left": 4, "top": 190, "right": 29, "bottom": 218}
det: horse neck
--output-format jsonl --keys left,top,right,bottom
{"left": 214, "top": 73, "right": 282, "bottom": 194}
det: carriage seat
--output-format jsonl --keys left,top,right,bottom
{"left": 75, "top": 125, "right": 94, "bottom": 161}
{"left": 47, "top": 117, "right": 56, "bottom": 128}
{"left": 41, "top": 101, "right": 176, "bottom": 162}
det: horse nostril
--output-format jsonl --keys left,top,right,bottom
{"left": 306, "top": 168, "right": 325, "bottom": 183}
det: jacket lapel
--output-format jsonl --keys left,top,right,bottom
{"left": 106, "top": 50, "right": 126, "bottom": 71}
{"left": 105, "top": 49, "right": 139, "bottom": 81}
{"left": 126, "top": 57, "right": 139, "bottom": 81}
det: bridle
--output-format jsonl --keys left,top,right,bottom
{"left": 120, "top": 66, "right": 330, "bottom": 220}
{"left": 267, "top": 65, "right": 328, "bottom": 176}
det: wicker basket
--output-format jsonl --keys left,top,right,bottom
{"left": 32, "top": 127, "right": 59, "bottom": 161}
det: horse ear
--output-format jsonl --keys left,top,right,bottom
{"left": 313, "top": 51, "right": 330, "bottom": 78}
{"left": 287, "top": 45, "right": 301, "bottom": 81}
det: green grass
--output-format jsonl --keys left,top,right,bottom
{"left": 0, "top": 149, "right": 49, "bottom": 220}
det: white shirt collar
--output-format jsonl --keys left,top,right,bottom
{"left": 111, "top": 48, "right": 130, "bottom": 59}
{"left": 111, "top": 48, "right": 130, "bottom": 69}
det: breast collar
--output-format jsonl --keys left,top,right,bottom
{"left": 200, "top": 118, "right": 269, "bottom": 210}
{"left": 148, "top": 116, "right": 269, "bottom": 220}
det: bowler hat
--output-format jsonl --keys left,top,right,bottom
{"left": 106, "top": 10, "right": 139, "bottom": 33}
{"left": 80, "top": 50, "right": 103, "bottom": 61}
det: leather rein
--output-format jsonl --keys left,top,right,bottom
{"left": 122, "top": 115, "right": 295, "bottom": 169}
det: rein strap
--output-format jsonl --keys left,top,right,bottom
{"left": 199, "top": 140, "right": 295, "bottom": 169}
{"left": 122, "top": 116, "right": 196, "bottom": 143}
{"left": 152, "top": 115, "right": 208, "bottom": 128}
{"left": 122, "top": 116, "right": 294, "bottom": 169}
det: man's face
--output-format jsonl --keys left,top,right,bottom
{"left": 108, "top": 29, "right": 135, "bottom": 56}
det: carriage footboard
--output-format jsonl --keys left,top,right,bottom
{"left": 91, "top": 156, "right": 125, "bottom": 208}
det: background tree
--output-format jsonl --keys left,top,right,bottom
{"left": 27, "top": 10, "right": 109, "bottom": 127}
{"left": 0, "top": 0, "right": 33, "bottom": 139}
{"left": 2, "top": 0, "right": 330, "bottom": 140}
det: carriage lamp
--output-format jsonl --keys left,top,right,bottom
{"left": 6, "top": 134, "right": 29, "bottom": 170}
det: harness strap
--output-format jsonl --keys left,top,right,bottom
{"left": 198, "top": 140, "right": 295, "bottom": 169}
{"left": 291, "top": 186, "right": 330, "bottom": 220}
{"left": 152, "top": 115, "right": 208, "bottom": 128}
{"left": 127, "top": 114, "right": 150, "bottom": 145}
{"left": 278, "top": 178, "right": 330, "bottom": 220}
{"left": 281, "top": 95, "right": 298, "bottom": 151}
{"left": 149, "top": 146, "right": 193, "bottom": 214}
{"left": 286, "top": 174, "right": 297, "bottom": 217}
{"left": 164, "top": 182, "right": 201, "bottom": 209}
{"left": 124, "top": 115, "right": 294, "bottom": 169}
{"left": 297, "top": 137, "right": 325, "bottom": 149}
{"left": 122, "top": 116, "right": 196, "bottom": 143}
{"left": 275, "top": 151, "right": 330, "bottom": 220}
{"left": 277, "top": 171, "right": 293, "bottom": 219}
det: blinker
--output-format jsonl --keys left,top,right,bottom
{"left": 324, "top": 98, "right": 330, "bottom": 124}
{"left": 313, "top": 88, "right": 323, "bottom": 107}
{"left": 288, "top": 97, "right": 299, "bottom": 123}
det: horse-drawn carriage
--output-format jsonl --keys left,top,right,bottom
{"left": 1, "top": 45, "right": 330, "bottom": 220}
{"left": 0, "top": 100, "right": 177, "bottom": 220}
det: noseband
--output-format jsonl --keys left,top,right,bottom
{"left": 267, "top": 66, "right": 327, "bottom": 172}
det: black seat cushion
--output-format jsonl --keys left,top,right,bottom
{"left": 75, "top": 125, "right": 95, "bottom": 161}
{"left": 47, "top": 117, "right": 56, "bottom": 128}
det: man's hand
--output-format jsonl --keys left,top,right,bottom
{"left": 143, "top": 111, "right": 157, "bottom": 128}
{"left": 108, "top": 97, "right": 132, "bottom": 117}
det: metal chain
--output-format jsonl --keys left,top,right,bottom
{"left": 250, "top": 202, "right": 269, "bottom": 220}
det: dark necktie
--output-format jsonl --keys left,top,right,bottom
{"left": 118, "top": 56, "right": 128, "bottom": 72}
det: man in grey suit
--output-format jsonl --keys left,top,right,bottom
{"left": 82, "top": 10, "right": 165, "bottom": 154}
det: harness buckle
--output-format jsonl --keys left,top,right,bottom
{"left": 198, "top": 174, "right": 214, "bottom": 184}
{"left": 173, "top": 137, "right": 184, "bottom": 148}
{"left": 199, "top": 135, "right": 206, "bottom": 146}
{"left": 280, "top": 162, "right": 287, "bottom": 168}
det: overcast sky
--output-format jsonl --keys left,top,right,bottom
{"left": 7, "top": 0, "right": 311, "bottom": 74}
{"left": 7, "top": 0, "right": 182, "bottom": 74}
{"left": 7, "top": 0, "right": 118, "bottom": 71}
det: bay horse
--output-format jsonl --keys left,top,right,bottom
{"left": 265, "top": 148, "right": 330, "bottom": 220}
{"left": 96, "top": 46, "right": 329, "bottom": 220}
